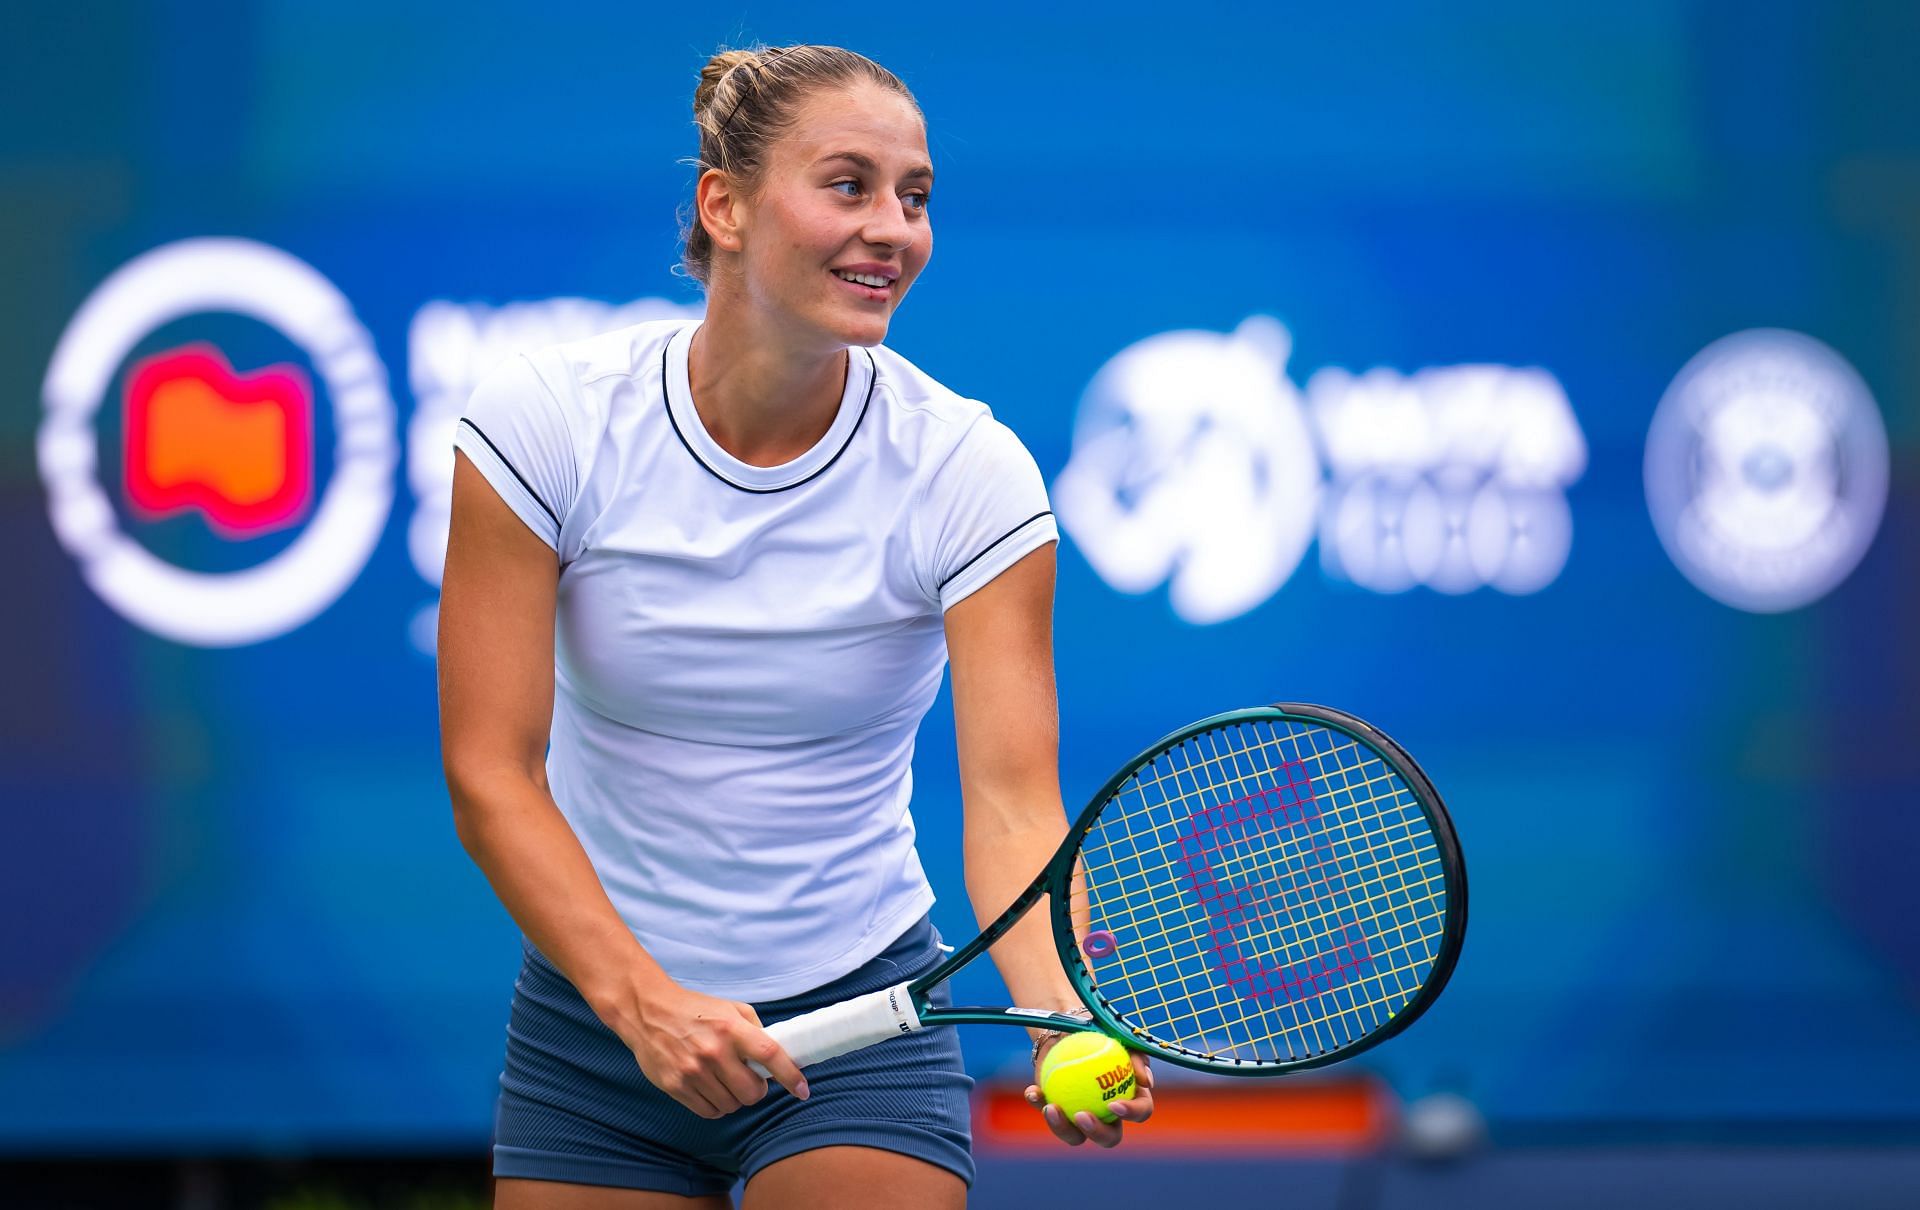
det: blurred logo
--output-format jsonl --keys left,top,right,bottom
{"left": 1645, "top": 329, "right": 1888, "bottom": 613}
{"left": 39, "top": 238, "right": 397, "bottom": 647}
{"left": 124, "top": 343, "right": 313, "bottom": 536}
{"left": 1310, "top": 360, "right": 1585, "bottom": 597}
{"left": 1051, "top": 318, "right": 1320, "bottom": 624}
{"left": 1053, "top": 316, "right": 1586, "bottom": 623}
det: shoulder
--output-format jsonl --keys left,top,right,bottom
{"left": 477, "top": 317, "right": 691, "bottom": 445}
{"left": 876, "top": 345, "right": 1055, "bottom": 607}
{"left": 866, "top": 342, "right": 984, "bottom": 420}
{"left": 865, "top": 342, "right": 1009, "bottom": 466}
{"left": 465, "top": 317, "right": 684, "bottom": 403}
{"left": 877, "top": 345, "right": 1045, "bottom": 468}
{"left": 535, "top": 317, "right": 690, "bottom": 396}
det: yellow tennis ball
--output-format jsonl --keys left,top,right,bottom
{"left": 1039, "top": 1032, "right": 1136, "bottom": 1124}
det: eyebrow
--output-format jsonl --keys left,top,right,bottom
{"left": 814, "top": 150, "right": 934, "bottom": 184}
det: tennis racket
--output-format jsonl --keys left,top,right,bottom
{"left": 752, "top": 703, "right": 1466, "bottom": 1076}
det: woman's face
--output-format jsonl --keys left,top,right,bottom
{"left": 732, "top": 82, "right": 933, "bottom": 350}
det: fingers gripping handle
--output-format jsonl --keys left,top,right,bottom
{"left": 747, "top": 981, "right": 922, "bottom": 1075}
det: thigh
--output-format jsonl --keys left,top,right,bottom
{"left": 742, "top": 1146, "right": 964, "bottom": 1210}
{"left": 493, "top": 942, "right": 738, "bottom": 1199}
{"left": 734, "top": 919, "right": 975, "bottom": 1193}
{"left": 496, "top": 1177, "right": 731, "bottom": 1210}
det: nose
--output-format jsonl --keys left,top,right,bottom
{"left": 862, "top": 192, "right": 917, "bottom": 252}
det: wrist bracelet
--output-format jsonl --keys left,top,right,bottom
{"left": 1029, "top": 1006, "right": 1096, "bottom": 1064}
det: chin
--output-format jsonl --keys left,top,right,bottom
{"left": 832, "top": 313, "right": 892, "bottom": 348}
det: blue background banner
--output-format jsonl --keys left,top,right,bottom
{"left": 3, "top": 1, "right": 1916, "bottom": 1151}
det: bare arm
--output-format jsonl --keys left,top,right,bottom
{"left": 438, "top": 452, "right": 804, "bottom": 1114}
{"left": 437, "top": 453, "right": 645, "bottom": 1010}
{"left": 945, "top": 544, "right": 1078, "bottom": 1020}
{"left": 944, "top": 542, "right": 1154, "bottom": 1147}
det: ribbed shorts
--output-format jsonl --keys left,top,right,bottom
{"left": 492, "top": 915, "right": 975, "bottom": 1195}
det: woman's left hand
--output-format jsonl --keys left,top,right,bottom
{"left": 1023, "top": 1040, "right": 1155, "bottom": 1148}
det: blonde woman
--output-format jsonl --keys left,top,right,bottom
{"left": 438, "top": 43, "right": 1153, "bottom": 1209}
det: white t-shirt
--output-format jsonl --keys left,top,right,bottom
{"left": 453, "top": 318, "right": 1058, "bottom": 999}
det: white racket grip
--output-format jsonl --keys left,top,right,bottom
{"left": 748, "top": 981, "right": 922, "bottom": 1075}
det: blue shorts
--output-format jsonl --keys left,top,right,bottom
{"left": 492, "top": 915, "right": 974, "bottom": 1195}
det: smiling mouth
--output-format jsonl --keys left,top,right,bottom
{"left": 831, "top": 269, "right": 894, "bottom": 299}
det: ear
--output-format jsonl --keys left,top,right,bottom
{"left": 696, "top": 169, "right": 746, "bottom": 254}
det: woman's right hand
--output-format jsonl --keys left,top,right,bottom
{"left": 615, "top": 981, "right": 811, "bottom": 1118}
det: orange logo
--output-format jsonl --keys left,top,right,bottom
{"left": 123, "top": 343, "right": 313, "bottom": 536}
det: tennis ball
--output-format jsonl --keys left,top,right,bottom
{"left": 1039, "top": 1032, "right": 1136, "bottom": 1125}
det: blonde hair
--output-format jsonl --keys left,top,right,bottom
{"left": 677, "top": 44, "right": 923, "bottom": 287}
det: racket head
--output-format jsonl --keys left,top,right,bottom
{"left": 1049, "top": 703, "right": 1466, "bottom": 1075}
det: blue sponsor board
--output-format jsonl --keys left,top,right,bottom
{"left": 2, "top": 1, "right": 1915, "bottom": 1149}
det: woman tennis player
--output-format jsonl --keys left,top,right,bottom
{"left": 438, "top": 43, "right": 1154, "bottom": 1207}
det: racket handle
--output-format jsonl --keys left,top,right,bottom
{"left": 748, "top": 980, "right": 922, "bottom": 1074}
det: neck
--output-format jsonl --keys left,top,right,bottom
{"left": 687, "top": 293, "right": 850, "bottom": 468}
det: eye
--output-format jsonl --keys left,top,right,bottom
{"left": 906, "top": 191, "right": 931, "bottom": 212}
{"left": 831, "top": 179, "right": 861, "bottom": 196}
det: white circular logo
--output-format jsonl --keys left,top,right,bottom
{"left": 38, "top": 238, "right": 397, "bottom": 646}
{"left": 1645, "top": 329, "right": 1887, "bottom": 613}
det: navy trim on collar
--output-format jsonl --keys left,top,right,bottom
{"left": 661, "top": 339, "right": 877, "bottom": 495}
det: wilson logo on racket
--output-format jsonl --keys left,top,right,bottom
{"left": 1177, "top": 761, "right": 1378, "bottom": 1003}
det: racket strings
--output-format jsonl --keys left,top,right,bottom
{"left": 1076, "top": 720, "right": 1448, "bottom": 1065}
{"left": 1163, "top": 723, "right": 1442, "bottom": 1055}
{"left": 1159, "top": 723, "right": 1443, "bottom": 1055}
{"left": 1093, "top": 737, "right": 1427, "bottom": 1059}
{"left": 1089, "top": 762, "right": 1435, "bottom": 950}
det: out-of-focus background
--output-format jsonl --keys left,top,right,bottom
{"left": 5, "top": 1, "right": 1917, "bottom": 1206}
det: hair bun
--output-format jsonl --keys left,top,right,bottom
{"left": 694, "top": 48, "right": 764, "bottom": 118}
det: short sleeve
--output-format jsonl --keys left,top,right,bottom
{"left": 452, "top": 353, "right": 578, "bottom": 552}
{"left": 918, "top": 415, "right": 1059, "bottom": 610}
